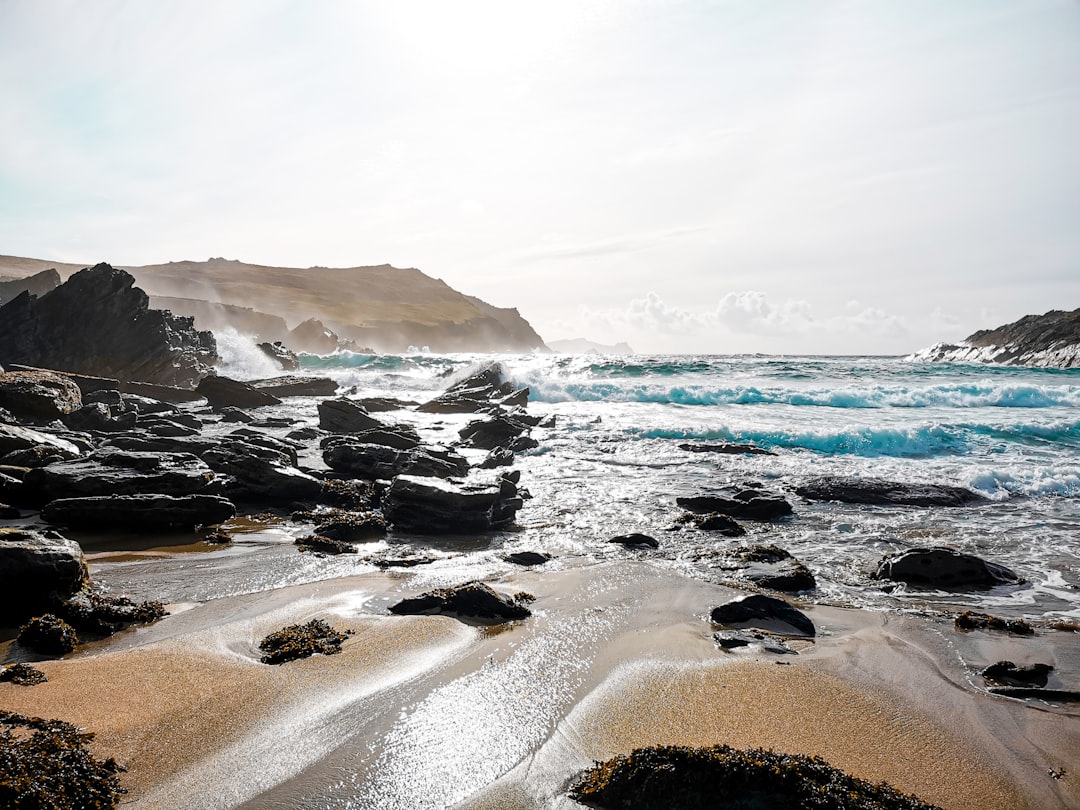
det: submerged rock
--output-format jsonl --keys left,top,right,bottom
{"left": 679, "top": 442, "right": 775, "bottom": 456}
{"left": 294, "top": 535, "right": 358, "bottom": 555}
{"left": 389, "top": 581, "right": 532, "bottom": 623}
{"left": 795, "top": 475, "right": 986, "bottom": 507}
{"left": 568, "top": 744, "right": 942, "bottom": 809}
{"left": 875, "top": 547, "right": 1021, "bottom": 589}
{"left": 674, "top": 511, "right": 746, "bottom": 536}
{"left": 710, "top": 594, "right": 815, "bottom": 637}
{"left": 677, "top": 490, "right": 792, "bottom": 522}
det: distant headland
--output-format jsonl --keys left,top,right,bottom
{"left": 911, "top": 308, "right": 1080, "bottom": 369}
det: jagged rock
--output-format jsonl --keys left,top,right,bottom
{"left": 318, "top": 399, "right": 385, "bottom": 433}
{"left": 23, "top": 450, "right": 220, "bottom": 500}
{"left": 388, "top": 581, "right": 532, "bottom": 622}
{"left": 418, "top": 363, "right": 505, "bottom": 413}
{"left": 910, "top": 308, "right": 1080, "bottom": 369}
{"left": 287, "top": 317, "right": 349, "bottom": 354}
{"left": 357, "top": 396, "right": 419, "bottom": 412}
{"left": 0, "top": 423, "right": 81, "bottom": 458}
{"left": 0, "top": 528, "right": 88, "bottom": 624}
{"left": 0, "top": 263, "right": 217, "bottom": 386}
{"left": 981, "top": 661, "right": 1052, "bottom": 687}
{"left": 41, "top": 494, "right": 235, "bottom": 529}
{"left": 259, "top": 619, "right": 350, "bottom": 664}
{"left": 679, "top": 442, "right": 775, "bottom": 456}
{"left": 226, "top": 429, "right": 300, "bottom": 465}
{"left": 609, "top": 533, "right": 659, "bottom": 549}
{"left": 674, "top": 511, "right": 746, "bottom": 536}
{"left": 1, "top": 446, "right": 77, "bottom": 468}
{"left": 202, "top": 443, "right": 321, "bottom": 500}
{"left": 323, "top": 442, "right": 468, "bottom": 480}
{"left": 875, "top": 547, "right": 1020, "bottom": 589}
{"left": 221, "top": 407, "right": 255, "bottom": 423}
{"left": 0, "top": 268, "right": 60, "bottom": 304}
{"left": 383, "top": 472, "right": 523, "bottom": 534}
{"left": 0, "top": 662, "right": 47, "bottom": 685}
{"left": 710, "top": 594, "right": 815, "bottom": 636}
{"left": 504, "top": 550, "right": 551, "bottom": 566}
{"left": 795, "top": 476, "right": 987, "bottom": 507}
{"left": 458, "top": 414, "right": 534, "bottom": 450}
{"left": 313, "top": 511, "right": 387, "bottom": 542}
{"left": 0, "top": 371, "right": 82, "bottom": 423}
{"left": 478, "top": 447, "right": 514, "bottom": 469}
{"left": 249, "top": 375, "right": 339, "bottom": 397}
{"left": 196, "top": 374, "right": 281, "bottom": 410}
{"left": 321, "top": 426, "right": 421, "bottom": 451}
{"left": 17, "top": 614, "right": 79, "bottom": 655}
{"left": 256, "top": 341, "right": 300, "bottom": 371}
{"left": 677, "top": 489, "right": 793, "bottom": 521}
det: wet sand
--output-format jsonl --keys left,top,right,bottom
{"left": 2, "top": 563, "right": 1078, "bottom": 809}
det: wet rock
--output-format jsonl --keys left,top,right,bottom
{"left": 369, "top": 551, "right": 438, "bottom": 569}
{"left": 41, "top": 494, "right": 236, "bottom": 529}
{"left": 259, "top": 619, "right": 351, "bottom": 664}
{"left": 118, "top": 393, "right": 180, "bottom": 414}
{"left": 314, "top": 511, "right": 388, "bottom": 542}
{"left": 1, "top": 446, "right": 76, "bottom": 470}
{"left": 795, "top": 475, "right": 987, "bottom": 507}
{"left": 568, "top": 744, "right": 942, "bottom": 810}
{"left": 954, "top": 610, "right": 1034, "bottom": 635}
{"left": 318, "top": 399, "right": 385, "bottom": 433}
{"left": 0, "top": 503, "right": 19, "bottom": 519}
{"left": 388, "top": 581, "right": 532, "bottom": 622}
{"left": 677, "top": 490, "right": 793, "bottom": 522}
{"left": 357, "top": 396, "right": 420, "bottom": 412}
{"left": 321, "top": 426, "right": 421, "bottom": 451}
{"left": 0, "top": 528, "right": 88, "bottom": 624}
{"left": 0, "top": 370, "right": 82, "bottom": 423}
{"left": 318, "top": 478, "right": 377, "bottom": 510}
{"left": 202, "top": 443, "right": 321, "bottom": 501}
{"left": 458, "top": 414, "right": 535, "bottom": 451}
{"left": 985, "top": 687, "right": 1080, "bottom": 703}
{"left": 226, "top": 429, "right": 301, "bottom": 464}
{"left": 981, "top": 661, "right": 1052, "bottom": 687}
{"left": 62, "top": 401, "right": 137, "bottom": 432}
{"left": 418, "top": 363, "right": 505, "bottom": 414}
{"left": 249, "top": 374, "right": 339, "bottom": 397}
{"left": 17, "top": 614, "right": 79, "bottom": 655}
{"left": 295, "top": 534, "right": 357, "bottom": 555}
{"left": 58, "top": 591, "right": 166, "bottom": 636}
{"left": 674, "top": 511, "right": 746, "bottom": 536}
{"left": 734, "top": 545, "right": 816, "bottom": 593}
{"left": 0, "top": 663, "right": 47, "bottom": 686}
{"left": 504, "top": 550, "right": 552, "bottom": 566}
{"left": 257, "top": 341, "right": 300, "bottom": 371}
{"left": 196, "top": 374, "right": 281, "bottom": 410}
{"left": 710, "top": 594, "right": 815, "bottom": 637}
{"left": 323, "top": 442, "right": 468, "bottom": 480}
{"left": 713, "top": 629, "right": 797, "bottom": 654}
{"left": 201, "top": 528, "right": 233, "bottom": 544}
{"left": 478, "top": 447, "right": 515, "bottom": 469}
{"left": 140, "top": 415, "right": 200, "bottom": 437}
{"left": 220, "top": 406, "right": 255, "bottom": 423}
{"left": 679, "top": 442, "right": 775, "bottom": 456}
{"left": 875, "top": 547, "right": 1021, "bottom": 589}
{"left": 23, "top": 450, "right": 219, "bottom": 499}
{"left": 0, "top": 263, "right": 217, "bottom": 387}
{"left": 382, "top": 472, "right": 523, "bottom": 534}
{"left": 0, "top": 423, "right": 81, "bottom": 460}
{"left": 609, "top": 533, "right": 659, "bottom": 549}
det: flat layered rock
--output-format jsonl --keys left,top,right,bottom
{"left": 795, "top": 475, "right": 987, "bottom": 507}
{"left": 323, "top": 442, "right": 468, "bottom": 480}
{"left": 249, "top": 375, "right": 338, "bottom": 397}
{"left": 383, "top": 472, "right": 523, "bottom": 534}
{"left": 0, "top": 424, "right": 81, "bottom": 458}
{"left": 318, "top": 399, "right": 385, "bottom": 433}
{"left": 196, "top": 375, "right": 282, "bottom": 410}
{"left": 23, "top": 450, "right": 219, "bottom": 499}
{"left": 41, "top": 494, "right": 236, "bottom": 529}
{"left": 0, "top": 371, "right": 82, "bottom": 423}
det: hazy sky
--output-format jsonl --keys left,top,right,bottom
{"left": 2, "top": 1, "right": 1078, "bottom": 353}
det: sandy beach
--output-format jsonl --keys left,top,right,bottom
{"left": 4, "top": 560, "right": 1078, "bottom": 809}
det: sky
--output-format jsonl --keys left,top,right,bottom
{"left": 1, "top": 0, "right": 1078, "bottom": 354}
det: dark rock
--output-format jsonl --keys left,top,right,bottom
{"left": 287, "top": 317, "right": 352, "bottom": 354}
{"left": 504, "top": 551, "right": 551, "bottom": 566}
{"left": 0, "top": 528, "right": 88, "bottom": 624}
{"left": 730, "top": 545, "right": 816, "bottom": 593}
{"left": 226, "top": 429, "right": 300, "bottom": 464}
{"left": 388, "top": 581, "right": 532, "bottom": 622}
{"left": 141, "top": 416, "right": 200, "bottom": 437}
{"left": 259, "top": 619, "right": 350, "bottom": 664}
{"left": 383, "top": 473, "right": 523, "bottom": 534}
{"left": 568, "top": 744, "right": 942, "bottom": 810}
{"left": 58, "top": 591, "right": 166, "bottom": 636}
{"left": 0, "top": 423, "right": 81, "bottom": 460}
{"left": 0, "top": 370, "right": 82, "bottom": 423}
{"left": 249, "top": 375, "right": 339, "bottom": 397}
{"left": 23, "top": 450, "right": 220, "bottom": 499}
{"left": 221, "top": 407, "right": 255, "bottom": 423}
{"left": 677, "top": 491, "right": 793, "bottom": 521}
{"left": 323, "top": 442, "right": 468, "bottom": 480}
{"left": 0, "top": 503, "right": 19, "bottom": 519}
{"left": 196, "top": 374, "right": 281, "bottom": 410}
{"left": 0, "top": 663, "right": 47, "bottom": 685}
{"left": 954, "top": 610, "right": 1034, "bottom": 635}
{"left": 478, "top": 447, "right": 515, "bottom": 469}
{"left": 257, "top": 341, "right": 300, "bottom": 371}
{"left": 321, "top": 426, "right": 421, "bottom": 451}
{"left": 41, "top": 494, "right": 236, "bottom": 529}
{"left": 314, "top": 511, "right": 387, "bottom": 542}
{"left": 357, "top": 396, "right": 419, "bottom": 412}
{"left": 609, "top": 533, "right": 659, "bottom": 549}
{"left": 0, "top": 263, "right": 217, "bottom": 387}
{"left": 62, "top": 402, "right": 136, "bottom": 432}
{"left": 202, "top": 528, "right": 233, "bottom": 544}
{"left": 287, "top": 426, "right": 322, "bottom": 441}
{"left": 418, "top": 363, "right": 505, "bottom": 414}
{"left": 202, "top": 443, "right": 321, "bottom": 500}
{"left": 83, "top": 388, "right": 124, "bottom": 407}
{"left": 318, "top": 399, "right": 385, "bottom": 433}
{"left": 713, "top": 630, "right": 797, "bottom": 654}
{"left": 295, "top": 534, "right": 358, "bottom": 555}
{"left": 17, "top": 614, "right": 79, "bottom": 655}
{"left": 0, "top": 268, "right": 61, "bottom": 303}
{"left": 679, "top": 442, "right": 775, "bottom": 456}
{"left": 318, "top": 478, "right": 377, "bottom": 510}
{"left": 986, "top": 687, "right": 1080, "bottom": 702}
{"left": 981, "top": 660, "right": 1052, "bottom": 687}
{"left": 710, "top": 594, "right": 815, "bottom": 636}
{"left": 675, "top": 511, "right": 746, "bottom": 536}
{"left": 795, "top": 476, "right": 987, "bottom": 507}
{"left": 458, "top": 414, "right": 534, "bottom": 450}
{"left": 118, "top": 393, "right": 180, "bottom": 414}
{"left": 3, "top": 365, "right": 121, "bottom": 396}
{"left": 101, "top": 435, "right": 218, "bottom": 457}
{"left": 915, "top": 307, "right": 1080, "bottom": 368}
{"left": 875, "top": 547, "right": 1021, "bottom": 589}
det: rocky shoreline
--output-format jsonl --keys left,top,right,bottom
{"left": 910, "top": 307, "right": 1080, "bottom": 369}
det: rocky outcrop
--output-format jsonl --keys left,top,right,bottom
{"left": 23, "top": 450, "right": 220, "bottom": 500}
{"left": 382, "top": 472, "right": 523, "bottom": 534}
{"left": 910, "top": 308, "right": 1080, "bottom": 368}
{"left": 795, "top": 476, "right": 986, "bottom": 507}
{"left": 203, "top": 442, "right": 321, "bottom": 501}
{"left": 0, "top": 268, "right": 60, "bottom": 304}
{"left": 41, "top": 494, "right": 236, "bottom": 529}
{"left": 0, "top": 528, "right": 88, "bottom": 624}
{"left": 677, "top": 488, "right": 793, "bottom": 522}
{"left": 418, "top": 363, "right": 507, "bottom": 414}
{"left": 257, "top": 341, "right": 300, "bottom": 371}
{"left": 0, "top": 371, "right": 82, "bottom": 423}
{"left": 318, "top": 399, "right": 385, "bottom": 433}
{"left": 0, "top": 264, "right": 217, "bottom": 387}
{"left": 323, "top": 442, "right": 468, "bottom": 481}
{"left": 287, "top": 318, "right": 358, "bottom": 354}
{"left": 388, "top": 581, "right": 532, "bottom": 623}
{"left": 875, "top": 547, "right": 1021, "bottom": 589}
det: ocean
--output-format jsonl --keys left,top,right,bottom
{"left": 98, "top": 345, "right": 1080, "bottom": 624}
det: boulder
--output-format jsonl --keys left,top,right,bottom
{"left": 0, "top": 424, "right": 81, "bottom": 458}
{"left": 0, "top": 528, "right": 88, "bottom": 624}
{"left": 710, "top": 594, "right": 815, "bottom": 636}
{"left": 677, "top": 489, "right": 792, "bottom": 522}
{"left": 318, "top": 399, "right": 385, "bottom": 433}
{"left": 609, "top": 533, "right": 659, "bottom": 549}
{"left": 23, "top": 450, "right": 220, "bottom": 499}
{"left": 388, "top": 581, "right": 532, "bottom": 622}
{"left": 41, "top": 494, "right": 235, "bottom": 529}
{"left": 382, "top": 472, "right": 523, "bottom": 534}
{"left": 249, "top": 375, "right": 339, "bottom": 397}
{"left": 0, "top": 371, "right": 82, "bottom": 423}
{"left": 202, "top": 443, "right": 321, "bottom": 500}
{"left": 795, "top": 476, "right": 987, "bottom": 507}
{"left": 323, "top": 442, "right": 468, "bottom": 480}
{"left": 62, "top": 402, "right": 137, "bottom": 432}
{"left": 477, "top": 447, "right": 515, "bottom": 469}
{"left": 875, "top": 547, "right": 1021, "bottom": 589}
{"left": 504, "top": 550, "right": 551, "bottom": 566}
{"left": 732, "top": 545, "right": 816, "bottom": 592}
{"left": 256, "top": 341, "right": 300, "bottom": 371}
{"left": 313, "top": 511, "right": 387, "bottom": 542}
{"left": 0, "top": 263, "right": 217, "bottom": 387}
{"left": 196, "top": 374, "right": 282, "bottom": 410}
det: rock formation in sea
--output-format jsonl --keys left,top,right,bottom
{"left": 910, "top": 307, "right": 1080, "bottom": 368}
{"left": 0, "top": 263, "right": 218, "bottom": 387}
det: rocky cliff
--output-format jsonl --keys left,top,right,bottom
{"left": 910, "top": 308, "right": 1080, "bottom": 368}
{"left": 0, "top": 263, "right": 218, "bottom": 386}
{"left": 0, "top": 268, "right": 60, "bottom": 305}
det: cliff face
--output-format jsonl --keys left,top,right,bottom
{"left": 910, "top": 308, "right": 1080, "bottom": 368}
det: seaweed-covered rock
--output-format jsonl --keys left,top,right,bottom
{"left": 710, "top": 594, "right": 815, "bottom": 637}
{"left": 795, "top": 476, "right": 986, "bottom": 507}
{"left": 57, "top": 592, "right": 167, "bottom": 637}
{"left": 569, "top": 744, "right": 942, "bottom": 809}
{"left": 17, "top": 614, "right": 79, "bottom": 655}
{"left": 0, "top": 370, "right": 82, "bottom": 423}
{"left": 314, "top": 511, "right": 387, "bottom": 542}
{"left": 388, "top": 581, "right": 532, "bottom": 623}
{"left": 954, "top": 610, "right": 1034, "bottom": 635}
{"left": 0, "top": 663, "right": 47, "bottom": 686}
{"left": 295, "top": 535, "right": 358, "bottom": 555}
{"left": 875, "top": 547, "right": 1020, "bottom": 589}
{"left": 259, "top": 619, "right": 350, "bottom": 664}
{"left": 0, "top": 528, "right": 88, "bottom": 624}
{"left": 981, "top": 660, "right": 1052, "bottom": 687}
{"left": 42, "top": 494, "right": 236, "bottom": 529}
{"left": 0, "top": 710, "right": 126, "bottom": 809}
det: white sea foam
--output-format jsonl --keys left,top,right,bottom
{"left": 214, "top": 327, "right": 283, "bottom": 380}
